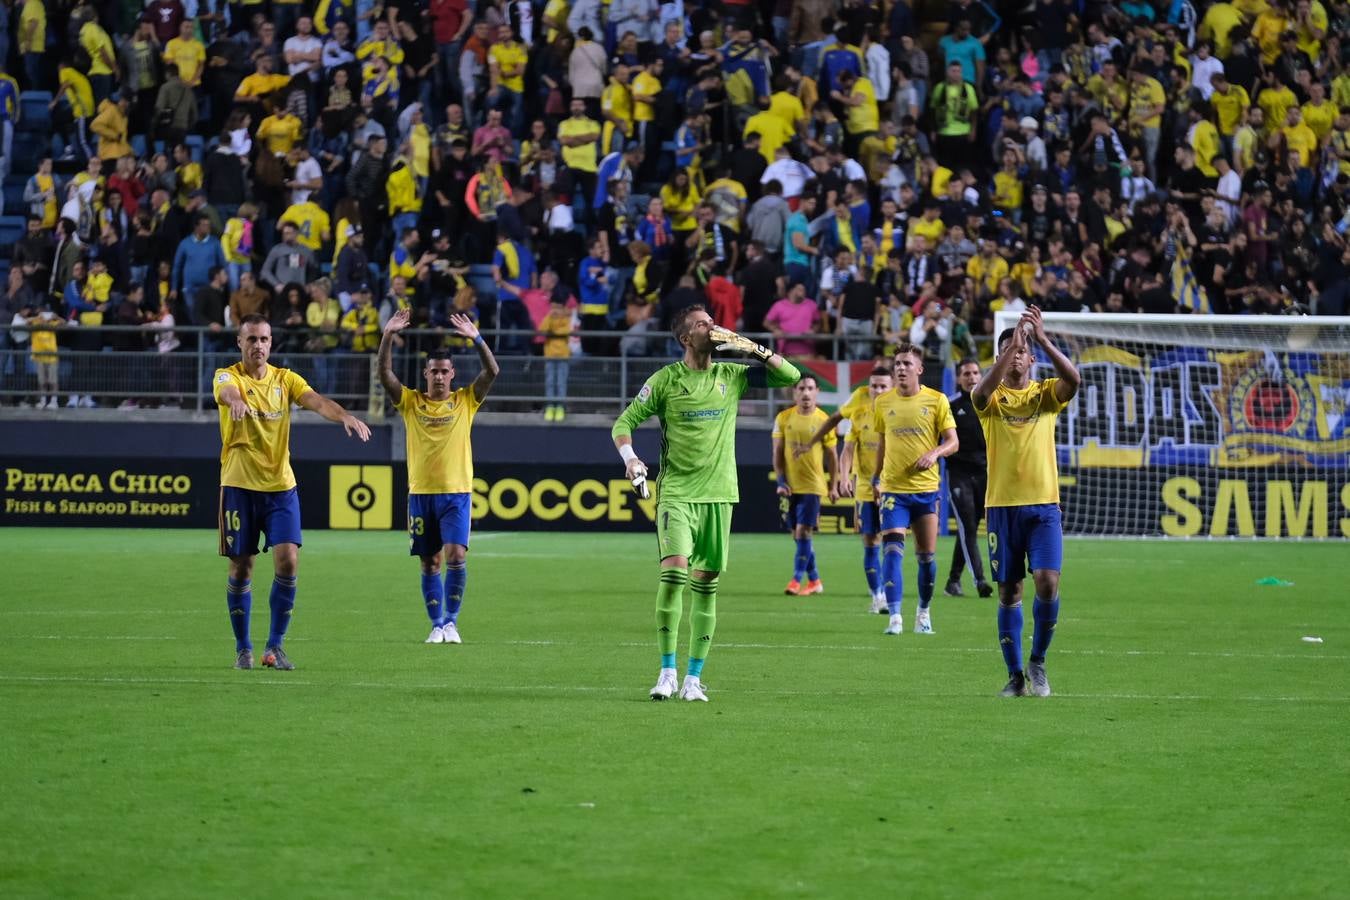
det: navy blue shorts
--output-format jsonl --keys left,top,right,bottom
{"left": 218, "top": 486, "right": 302, "bottom": 557}
{"left": 986, "top": 504, "right": 1063, "bottom": 584}
{"left": 879, "top": 491, "right": 940, "bottom": 532}
{"left": 408, "top": 493, "right": 473, "bottom": 556}
{"left": 785, "top": 493, "right": 822, "bottom": 530}
{"left": 856, "top": 499, "right": 880, "bottom": 536}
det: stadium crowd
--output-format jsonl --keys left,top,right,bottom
{"left": 2, "top": 0, "right": 1350, "bottom": 407}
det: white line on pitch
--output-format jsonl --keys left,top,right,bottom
{"left": 1, "top": 673, "right": 1346, "bottom": 704}
{"left": 6, "top": 635, "right": 1344, "bottom": 661}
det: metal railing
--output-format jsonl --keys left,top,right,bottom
{"left": 0, "top": 324, "right": 972, "bottom": 423}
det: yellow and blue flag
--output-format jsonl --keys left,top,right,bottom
{"left": 1170, "top": 245, "right": 1211, "bottom": 314}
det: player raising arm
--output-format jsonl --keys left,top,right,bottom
{"left": 835, "top": 365, "right": 894, "bottom": 613}
{"left": 215, "top": 314, "right": 371, "bottom": 671}
{"left": 772, "top": 374, "right": 837, "bottom": 596}
{"left": 379, "top": 308, "right": 500, "bottom": 645}
{"left": 613, "top": 307, "right": 801, "bottom": 702}
{"left": 872, "top": 343, "right": 958, "bottom": 636}
{"left": 972, "top": 305, "right": 1080, "bottom": 697}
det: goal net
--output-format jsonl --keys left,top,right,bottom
{"left": 990, "top": 312, "right": 1350, "bottom": 539}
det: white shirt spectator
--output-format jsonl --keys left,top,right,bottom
{"left": 1190, "top": 55, "right": 1223, "bottom": 99}
{"left": 1024, "top": 133, "right": 1047, "bottom": 170}
{"left": 610, "top": 0, "right": 661, "bottom": 45}
{"left": 545, "top": 200, "right": 575, "bottom": 233}
{"left": 837, "top": 157, "right": 866, "bottom": 182}
{"left": 285, "top": 34, "right": 323, "bottom": 80}
{"left": 762, "top": 158, "right": 811, "bottom": 199}
{"left": 291, "top": 155, "right": 322, "bottom": 204}
{"left": 1215, "top": 168, "right": 1242, "bottom": 223}
{"left": 865, "top": 42, "right": 891, "bottom": 102}
{"left": 567, "top": 0, "right": 604, "bottom": 40}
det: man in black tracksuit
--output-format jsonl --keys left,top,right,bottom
{"left": 946, "top": 357, "right": 994, "bottom": 598}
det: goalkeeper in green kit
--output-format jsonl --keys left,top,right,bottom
{"left": 612, "top": 306, "right": 801, "bottom": 702}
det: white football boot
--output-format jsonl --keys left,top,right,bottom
{"left": 869, "top": 591, "right": 887, "bottom": 615}
{"left": 678, "top": 676, "right": 709, "bottom": 702}
{"left": 914, "top": 609, "right": 935, "bottom": 634}
{"left": 442, "top": 622, "right": 463, "bottom": 644}
{"left": 649, "top": 668, "right": 678, "bottom": 700}
{"left": 425, "top": 625, "right": 445, "bottom": 644}
{"left": 883, "top": 614, "right": 903, "bottom": 635}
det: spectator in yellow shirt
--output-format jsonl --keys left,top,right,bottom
{"left": 19, "top": 0, "right": 46, "bottom": 89}
{"left": 1198, "top": 1, "right": 1243, "bottom": 57}
{"left": 1251, "top": 7, "right": 1290, "bottom": 64}
{"left": 1188, "top": 106, "right": 1221, "bottom": 177}
{"left": 538, "top": 298, "right": 573, "bottom": 422}
{"left": 53, "top": 61, "right": 96, "bottom": 161}
{"left": 1300, "top": 80, "right": 1335, "bottom": 142}
{"left": 235, "top": 57, "right": 291, "bottom": 109}
{"left": 1128, "top": 69, "right": 1167, "bottom": 180}
{"left": 79, "top": 19, "right": 118, "bottom": 102}
{"left": 1292, "top": 0, "right": 1328, "bottom": 61}
{"left": 279, "top": 201, "right": 332, "bottom": 252}
{"left": 631, "top": 56, "right": 662, "bottom": 164}
{"left": 966, "top": 242, "right": 1009, "bottom": 299}
{"left": 256, "top": 110, "right": 303, "bottom": 155}
{"left": 1280, "top": 106, "right": 1319, "bottom": 169}
{"left": 164, "top": 20, "right": 207, "bottom": 87}
{"left": 1255, "top": 70, "right": 1297, "bottom": 136}
{"left": 90, "top": 94, "right": 132, "bottom": 162}
{"left": 834, "top": 70, "right": 879, "bottom": 155}
{"left": 744, "top": 102, "right": 794, "bottom": 165}
{"left": 600, "top": 64, "right": 634, "bottom": 155}
{"left": 1208, "top": 73, "right": 1250, "bottom": 138}
{"left": 488, "top": 23, "right": 528, "bottom": 132}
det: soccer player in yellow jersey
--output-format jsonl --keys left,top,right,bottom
{"left": 214, "top": 315, "right": 371, "bottom": 670}
{"left": 835, "top": 366, "right": 894, "bottom": 614}
{"left": 379, "top": 308, "right": 500, "bottom": 645}
{"left": 972, "top": 306, "right": 1080, "bottom": 698}
{"left": 773, "top": 375, "right": 838, "bottom": 596}
{"left": 871, "top": 343, "right": 957, "bottom": 636}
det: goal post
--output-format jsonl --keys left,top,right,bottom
{"left": 990, "top": 312, "right": 1350, "bottom": 540}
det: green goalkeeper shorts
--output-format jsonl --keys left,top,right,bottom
{"left": 655, "top": 501, "right": 732, "bottom": 572}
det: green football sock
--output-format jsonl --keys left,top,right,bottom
{"left": 687, "top": 577, "right": 718, "bottom": 676}
{"left": 657, "top": 567, "right": 689, "bottom": 660}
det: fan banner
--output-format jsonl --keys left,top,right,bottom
{"left": 1048, "top": 347, "right": 1350, "bottom": 470}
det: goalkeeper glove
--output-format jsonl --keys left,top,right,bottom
{"left": 710, "top": 326, "right": 773, "bottom": 361}
{"left": 630, "top": 462, "right": 650, "bottom": 499}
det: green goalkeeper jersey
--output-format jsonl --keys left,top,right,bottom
{"left": 613, "top": 361, "right": 796, "bottom": 503}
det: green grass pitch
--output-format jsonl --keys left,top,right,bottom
{"left": 1, "top": 528, "right": 1347, "bottom": 899}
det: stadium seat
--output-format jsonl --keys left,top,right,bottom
{"left": 19, "top": 91, "right": 52, "bottom": 130}
{"left": 0, "top": 215, "right": 23, "bottom": 261}
{"left": 184, "top": 135, "right": 204, "bottom": 163}
{"left": 3, "top": 179, "right": 26, "bottom": 212}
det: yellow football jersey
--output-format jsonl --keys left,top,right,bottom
{"left": 873, "top": 387, "right": 956, "bottom": 494}
{"left": 842, "top": 402, "right": 885, "bottom": 507}
{"left": 773, "top": 406, "right": 836, "bottom": 496}
{"left": 976, "top": 378, "right": 1068, "bottom": 508}
{"left": 398, "top": 385, "right": 482, "bottom": 494}
{"left": 213, "top": 364, "right": 312, "bottom": 492}
{"left": 279, "top": 202, "right": 331, "bottom": 252}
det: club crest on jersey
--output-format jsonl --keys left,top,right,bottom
{"left": 273, "top": 387, "right": 282, "bottom": 397}
{"left": 717, "top": 382, "right": 727, "bottom": 396}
